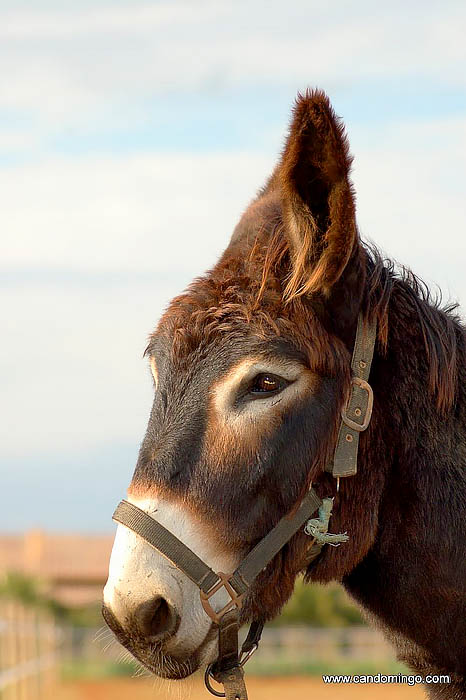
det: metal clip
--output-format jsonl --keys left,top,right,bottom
{"left": 240, "top": 643, "right": 258, "bottom": 667}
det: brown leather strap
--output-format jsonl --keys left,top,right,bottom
{"left": 327, "top": 315, "right": 377, "bottom": 477}
{"left": 205, "top": 611, "right": 248, "bottom": 699}
{"left": 241, "top": 619, "right": 264, "bottom": 654}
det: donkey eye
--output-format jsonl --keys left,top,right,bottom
{"left": 249, "top": 373, "right": 286, "bottom": 396}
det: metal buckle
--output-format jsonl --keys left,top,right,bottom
{"left": 200, "top": 572, "right": 244, "bottom": 625}
{"left": 341, "top": 377, "right": 373, "bottom": 432}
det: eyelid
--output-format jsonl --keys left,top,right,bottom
{"left": 236, "top": 361, "right": 303, "bottom": 385}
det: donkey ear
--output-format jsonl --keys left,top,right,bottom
{"left": 279, "top": 90, "right": 359, "bottom": 300}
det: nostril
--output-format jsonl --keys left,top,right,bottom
{"left": 136, "top": 596, "right": 176, "bottom": 641}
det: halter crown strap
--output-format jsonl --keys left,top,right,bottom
{"left": 327, "top": 314, "right": 377, "bottom": 478}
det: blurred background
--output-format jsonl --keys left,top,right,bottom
{"left": 1, "top": 1, "right": 465, "bottom": 698}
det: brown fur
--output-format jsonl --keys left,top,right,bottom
{"left": 117, "top": 91, "right": 465, "bottom": 697}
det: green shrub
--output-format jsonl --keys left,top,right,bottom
{"left": 272, "top": 578, "right": 364, "bottom": 627}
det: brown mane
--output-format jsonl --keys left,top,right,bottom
{"left": 362, "top": 246, "right": 460, "bottom": 412}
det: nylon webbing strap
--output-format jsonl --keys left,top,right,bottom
{"left": 114, "top": 489, "right": 321, "bottom": 598}
{"left": 230, "top": 488, "right": 322, "bottom": 593}
{"left": 327, "top": 315, "right": 377, "bottom": 478}
{"left": 112, "top": 500, "right": 220, "bottom": 594}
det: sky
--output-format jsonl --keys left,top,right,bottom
{"left": 1, "top": 0, "right": 465, "bottom": 532}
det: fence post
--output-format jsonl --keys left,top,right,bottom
{"left": 0, "top": 599, "right": 61, "bottom": 700}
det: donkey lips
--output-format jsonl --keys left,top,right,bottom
{"left": 138, "top": 650, "right": 197, "bottom": 680}
{"left": 129, "top": 622, "right": 218, "bottom": 680}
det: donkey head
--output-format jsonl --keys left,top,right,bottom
{"left": 103, "top": 91, "right": 366, "bottom": 678}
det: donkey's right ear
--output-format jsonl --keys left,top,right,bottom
{"left": 278, "top": 90, "right": 360, "bottom": 302}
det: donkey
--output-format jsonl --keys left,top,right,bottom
{"left": 103, "top": 90, "right": 466, "bottom": 698}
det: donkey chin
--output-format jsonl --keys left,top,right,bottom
{"left": 102, "top": 496, "right": 241, "bottom": 679}
{"left": 101, "top": 600, "right": 219, "bottom": 679}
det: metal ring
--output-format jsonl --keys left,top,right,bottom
{"left": 204, "top": 664, "right": 226, "bottom": 697}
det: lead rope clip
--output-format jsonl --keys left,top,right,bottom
{"left": 205, "top": 645, "right": 258, "bottom": 698}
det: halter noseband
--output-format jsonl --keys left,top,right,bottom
{"left": 111, "top": 314, "right": 376, "bottom": 700}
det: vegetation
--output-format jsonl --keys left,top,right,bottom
{"left": 273, "top": 578, "right": 365, "bottom": 627}
{"left": 0, "top": 571, "right": 67, "bottom": 618}
{"left": 0, "top": 571, "right": 101, "bottom": 626}
{"left": 3, "top": 570, "right": 402, "bottom": 681}
{"left": 1, "top": 571, "right": 364, "bottom": 628}
{"left": 61, "top": 659, "right": 140, "bottom": 680}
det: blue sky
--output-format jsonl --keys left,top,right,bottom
{"left": 1, "top": 1, "right": 465, "bottom": 532}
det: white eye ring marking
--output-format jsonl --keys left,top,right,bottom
{"left": 211, "top": 357, "right": 313, "bottom": 422}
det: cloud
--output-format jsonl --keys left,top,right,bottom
{"left": 2, "top": 116, "right": 464, "bottom": 281}
{"left": 1, "top": 114, "right": 465, "bottom": 465}
{"left": 1, "top": 151, "right": 274, "bottom": 271}
{"left": 1, "top": 1, "right": 465, "bottom": 126}
{"left": 352, "top": 115, "right": 466, "bottom": 300}
{"left": 1, "top": 149, "right": 275, "bottom": 459}
{"left": 1, "top": 0, "right": 465, "bottom": 529}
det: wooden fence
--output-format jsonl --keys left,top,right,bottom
{"left": 0, "top": 600, "right": 61, "bottom": 700}
{"left": 247, "top": 625, "right": 395, "bottom": 669}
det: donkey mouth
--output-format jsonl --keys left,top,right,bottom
{"left": 102, "top": 602, "right": 218, "bottom": 679}
{"left": 129, "top": 647, "right": 199, "bottom": 680}
{"left": 128, "top": 632, "right": 218, "bottom": 680}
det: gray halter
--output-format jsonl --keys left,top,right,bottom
{"left": 112, "top": 314, "right": 376, "bottom": 700}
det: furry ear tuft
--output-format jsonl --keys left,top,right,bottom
{"left": 279, "top": 89, "right": 358, "bottom": 300}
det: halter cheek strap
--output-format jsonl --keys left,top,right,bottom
{"left": 328, "top": 314, "right": 377, "bottom": 478}
{"left": 111, "top": 314, "right": 377, "bottom": 700}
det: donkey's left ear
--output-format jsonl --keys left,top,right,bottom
{"left": 279, "top": 90, "right": 363, "bottom": 305}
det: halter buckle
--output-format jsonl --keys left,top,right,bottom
{"left": 341, "top": 377, "right": 373, "bottom": 432}
{"left": 200, "top": 572, "right": 244, "bottom": 624}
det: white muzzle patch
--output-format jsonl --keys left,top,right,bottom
{"left": 103, "top": 494, "right": 239, "bottom": 662}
